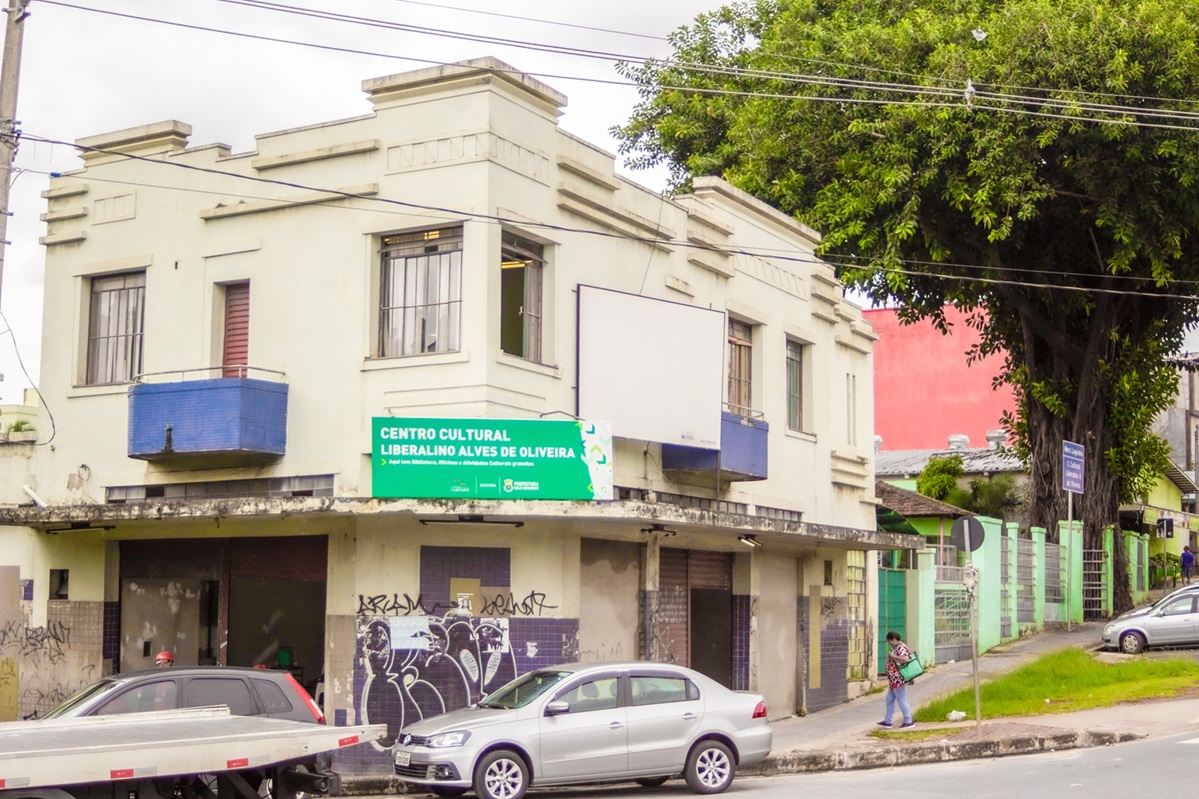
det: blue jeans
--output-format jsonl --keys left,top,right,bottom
{"left": 884, "top": 682, "right": 912, "bottom": 724}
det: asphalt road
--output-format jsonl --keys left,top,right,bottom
{"left": 488, "top": 730, "right": 1199, "bottom": 799}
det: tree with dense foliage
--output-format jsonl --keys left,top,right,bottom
{"left": 617, "top": 0, "right": 1199, "bottom": 611}
{"left": 916, "top": 455, "right": 966, "bottom": 502}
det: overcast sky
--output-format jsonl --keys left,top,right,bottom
{"left": 0, "top": 0, "right": 725, "bottom": 401}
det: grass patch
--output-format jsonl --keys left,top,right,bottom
{"left": 916, "top": 648, "right": 1199, "bottom": 722}
{"left": 870, "top": 727, "right": 959, "bottom": 741}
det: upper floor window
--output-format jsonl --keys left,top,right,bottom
{"left": 727, "top": 318, "right": 753, "bottom": 417}
{"left": 499, "top": 231, "right": 544, "bottom": 362}
{"left": 846, "top": 371, "right": 858, "bottom": 446}
{"left": 786, "top": 339, "right": 806, "bottom": 432}
{"left": 87, "top": 271, "right": 145, "bottom": 385}
{"left": 379, "top": 226, "right": 462, "bottom": 357}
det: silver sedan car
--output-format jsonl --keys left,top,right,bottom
{"left": 1103, "top": 590, "right": 1199, "bottom": 653}
{"left": 392, "top": 661, "right": 772, "bottom": 799}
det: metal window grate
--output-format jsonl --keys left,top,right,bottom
{"left": 379, "top": 226, "right": 463, "bottom": 357}
{"left": 1016, "top": 537, "right": 1035, "bottom": 623}
{"left": 653, "top": 492, "right": 749, "bottom": 515}
{"left": 1044, "top": 542, "right": 1063, "bottom": 603}
{"left": 727, "top": 319, "right": 752, "bottom": 417}
{"left": 999, "top": 533, "right": 1013, "bottom": 637}
{"left": 934, "top": 587, "right": 972, "bottom": 663}
{"left": 845, "top": 551, "right": 867, "bottom": 680}
{"left": 1082, "top": 549, "right": 1109, "bottom": 620}
{"left": 87, "top": 271, "right": 146, "bottom": 385}
{"left": 1137, "top": 538, "right": 1147, "bottom": 592}
{"left": 785, "top": 339, "right": 804, "bottom": 432}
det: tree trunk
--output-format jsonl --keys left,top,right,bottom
{"left": 1023, "top": 344, "right": 1133, "bottom": 614}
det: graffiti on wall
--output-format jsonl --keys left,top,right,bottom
{"left": 356, "top": 590, "right": 557, "bottom": 617}
{"left": 0, "top": 619, "right": 71, "bottom": 667}
{"left": 357, "top": 612, "right": 518, "bottom": 749}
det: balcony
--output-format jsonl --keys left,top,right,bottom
{"left": 128, "top": 367, "right": 288, "bottom": 467}
{"left": 661, "top": 410, "right": 769, "bottom": 483}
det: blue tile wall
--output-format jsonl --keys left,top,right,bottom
{"left": 419, "top": 546, "right": 512, "bottom": 610}
{"left": 103, "top": 601, "right": 119, "bottom": 660}
{"left": 798, "top": 598, "right": 849, "bottom": 713}
{"left": 128, "top": 378, "right": 287, "bottom": 457}
{"left": 731, "top": 595, "right": 750, "bottom": 691}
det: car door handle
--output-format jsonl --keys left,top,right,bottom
{"left": 610, "top": 721, "right": 624, "bottom": 730}
{"left": 682, "top": 713, "right": 698, "bottom": 721}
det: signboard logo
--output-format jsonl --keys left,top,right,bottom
{"left": 372, "top": 418, "right": 613, "bottom": 501}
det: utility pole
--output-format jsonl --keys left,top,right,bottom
{"left": 0, "top": 0, "right": 29, "bottom": 308}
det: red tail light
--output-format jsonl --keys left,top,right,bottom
{"left": 752, "top": 701, "right": 767, "bottom": 719}
{"left": 286, "top": 672, "right": 327, "bottom": 724}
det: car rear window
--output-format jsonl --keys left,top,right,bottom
{"left": 630, "top": 676, "right": 698, "bottom": 706}
{"left": 252, "top": 678, "right": 294, "bottom": 713}
{"left": 189, "top": 677, "right": 256, "bottom": 715}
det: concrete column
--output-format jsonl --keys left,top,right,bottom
{"left": 1103, "top": 526, "right": 1115, "bottom": 617}
{"left": 747, "top": 549, "right": 761, "bottom": 693}
{"left": 907, "top": 547, "right": 936, "bottom": 665}
{"left": 638, "top": 536, "right": 660, "bottom": 661}
{"left": 1060, "top": 519, "right": 1084, "bottom": 625}
{"left": 974, "top": 517, "right": 1003, "bottom": 653}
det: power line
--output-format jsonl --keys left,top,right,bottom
{"left": 36, "top": 0, "right": 1199, "bottom": 132}
{"left": 381, "top": 0, "right": 667, "bottom": 41}
{"left": 24, "top": 163, "right": 1196, "bottom": 292}
{"left": 21, "top": 132, "right": 1199, "bottom": 301}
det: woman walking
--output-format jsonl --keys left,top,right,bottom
{"left": 878, "top": 631, "right": 915, "bottom": 728}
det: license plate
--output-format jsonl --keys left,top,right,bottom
{"left": 396, "top": 752, "right": 411, "bottom": 767}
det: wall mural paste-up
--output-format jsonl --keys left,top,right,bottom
{"left": 357, "top": 612, "right": 517, "bottom": 749}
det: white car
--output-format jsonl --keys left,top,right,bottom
{"left": 393, "top": 661, "right": 772, "bottom": 799}
{"left": 1104, "top": 588, "right": 1199, "bottom": 653}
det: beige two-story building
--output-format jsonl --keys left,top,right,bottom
{"left": 0, "top": 58, "right": 908, "bottom": 774}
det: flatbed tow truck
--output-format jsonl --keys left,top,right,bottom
{"left": 0, "top": 706, "right": 385, "bottom": 799}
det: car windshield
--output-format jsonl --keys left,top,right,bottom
{"left": 42, "top": 680, "right": 122, "bottom": 719}
{"left": 477, "top": 670, "right": 571, "bottom": 709}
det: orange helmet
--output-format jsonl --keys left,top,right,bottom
{"left": 155, "top": 650, "right": 174, "bottom": 665}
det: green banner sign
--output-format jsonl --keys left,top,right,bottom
{"left": 372, "top": 418, "right": 613, "bottom": 500}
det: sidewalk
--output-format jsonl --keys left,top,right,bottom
{"left": 744, "top": 620, "right": 1199, "bottom": 775}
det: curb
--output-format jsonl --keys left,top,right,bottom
{"left": 741, "top": 729, "right": 1143, "bottom": 775}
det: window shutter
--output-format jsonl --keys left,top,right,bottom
{"left": 222, "top": 282, "right": 250, "bottom": 378}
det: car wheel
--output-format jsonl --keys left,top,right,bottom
{"left": 473, "top": 749, "right": 528, "bottom": 799}
{"left": 430, "top": 788, "right": 468, "bottom": 798}
{"left": 1120, "top": 631, "right": 1146, "bottom": 654}
{"left": 684, "top": 741, "right": 734, "bottom": 794}
{"left": 635, "top": 777, "right": 671, "bottom": 788}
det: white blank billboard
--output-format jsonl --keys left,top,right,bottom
{"left": 577, "top": 285, "right": 723, "bottom": 449}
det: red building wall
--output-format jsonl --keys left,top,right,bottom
{"left": 866, "top": 306, "right": 1015, "bottom": 450}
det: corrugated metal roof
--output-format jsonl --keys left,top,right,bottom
{"left": 875, "top": 447, "right": 1025, "bottom": 478}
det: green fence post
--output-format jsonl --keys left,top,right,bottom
{"left": 1104, "top": 526, "right": 1115, "bottom": 617}
{"left": 1031, "top": 526, "right": 1046, "bottom": 630}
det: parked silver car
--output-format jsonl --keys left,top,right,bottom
{"left": 392, "top": 661, "right": 772, "bottom": 799}
{"left": 1103, "top": 590, "right": 1199, "bottom": 653}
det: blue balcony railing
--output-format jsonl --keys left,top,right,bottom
{"left": 128, "top": 367, "right": 288, "bottom": 466}
{"left": 661, "top": 410, "right": 769, "bottom": 482}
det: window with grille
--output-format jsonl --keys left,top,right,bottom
{"left": 727, "top": 318, "right": 752, "bottom": 416}
{"left": 379, "top": 226, "right": 462, "bottom": 357}
{"left": 86, "top": 271, "right": 145, "bottom": 385}
{"left": 786, "top": 339, "right": 805, "bottom": 431}
{"left": 846, "top": 550, "right": 867, "bottom": 680}
{"left": 499, "top": 231, "right": 544, "bottom": 362}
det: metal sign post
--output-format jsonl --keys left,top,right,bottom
{"left": 1062, "top": 441, "right": 1085, "bottom": 631}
